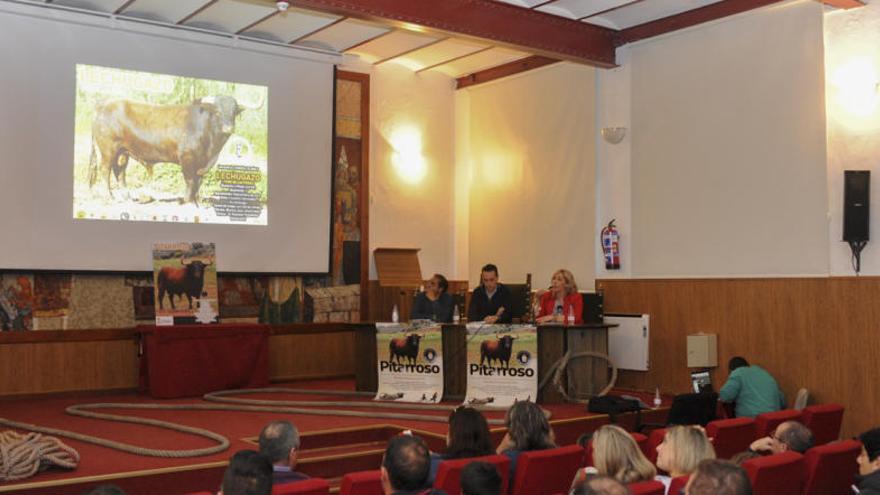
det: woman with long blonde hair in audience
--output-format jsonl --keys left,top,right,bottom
{"left": 655, "top": 425, "right": 716, "bottom": 493}
{"left": 571, "top": 425, "right": 656, "bottom": 489}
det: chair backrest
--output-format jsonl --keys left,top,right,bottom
{"left": 339, "top": 470, "right": 383, "bottom": 495}
{"left": 754, "top": 409, "right": 803, "bottom": 438}
{"left": 803, "top": 439, "right": 861, "bottom": 495}
{"left": 582, "top": 292, "right": 604, "bottom": 324}
{"left": 272, "top": 479, "right": 330, "bottom": 495}
{"left": 742, "top": 451, "right": 807, "bottom": 495}
{"left": 802, "top": 403, "right": 845, "bottom": 446}
{"left": 705, "top": 417, "right": 758, "bottom": 459}
{"left": 511, "top": 445, "right": 584, "bottom": 495}
{"left": 433, "top": 454, "right": 510, "bottom": 495}
{"left": 665, "top": 393, "right": 718, "bottom": 426}
{"left": 627, "top": 480, "right": 665, "bottom": 495}
{"left": 668, "top": 475, "right": 689, "bottom": 495}
{"left": 505, "top": 284, "right": 530, "bottom": 320}
{"left": 644, "top": 428, "right": 667, "bottom": 466}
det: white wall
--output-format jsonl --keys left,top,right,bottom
{"left": 619, "top": 0, "right": 829, "bottom": 277}
{"left": 459, "top": 63, "right": 597, "bottom": 290}
{"left": 825, "top": 2, "right": 880, "bottom": 275}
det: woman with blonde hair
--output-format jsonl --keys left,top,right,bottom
{"left": 655, "top": 425, "right": 715, "bottom": 492}
{"left": 496, "top": 400, "right": 556, "bottom": 475}
{"left": 535, "top": 269, "right": 583, "bottom": 324}
{"left": 571, "top": 425, "right": 656, "bottom": 488}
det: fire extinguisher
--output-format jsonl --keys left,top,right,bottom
{"left": 601, "top": 220, "right": 620, "bottom": 270}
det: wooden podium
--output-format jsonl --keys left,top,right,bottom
{"left": 354, "top": 323, "right": 616, "bottom": 404}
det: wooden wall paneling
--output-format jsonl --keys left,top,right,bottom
{"left": 268, "top": 332, "right": 356, "bottom": 381}
{"left": 596, "top": 277, "right": 880, "bottom": 439}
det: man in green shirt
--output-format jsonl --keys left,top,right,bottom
{"left": 718, "top": 356, "right": 786, "bottom": 418}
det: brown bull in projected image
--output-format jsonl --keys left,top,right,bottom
{"left": 87, "top": 95, "right": 247, "bottom": 205}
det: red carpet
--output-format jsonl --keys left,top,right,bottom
{"left": 0, "top": 379, "right": 668, "bottom": 495}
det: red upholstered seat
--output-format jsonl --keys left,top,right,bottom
{"left": 754, "top": 409, "right": 803, "bottom": 438}
{"left": 272, "top": 479, "right": 330, "bottom": 495}
{"left": 742, "top": 451, "right": 807, "bottom": 495}
{"left": 803, "top": 439, "right": 861, "bottom": 495}
{"left": 706, "top": 417, "right": 758, "bottom": 459}
{"left": 627, "top": 480, "right": 665, "bottom": 495}
{"left": 644, "top": 428, "right": 666, "bottom": 466}
{"left": 510, "top": 445, "right": 584, "bottom": 495}
{"left": 668, "top": 475, "right": 689, "bottom": 494}
{"left": 184, "top": 492, "right": 213, "bottom": 495}
{"left": 339, "top": 470, "right": 383, "bottom": 495}
{"left": 433, "top": 454, "right": 511, "bottom": 495}
{"left": 802, "top": 403, "right": 845, "bottom": 445}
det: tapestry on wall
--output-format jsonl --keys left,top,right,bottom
{"left": 0, "top": 274, "right": 34, "bottom": 331}
{"left": 33, "top": 274, "right": 73, "bottom": 318}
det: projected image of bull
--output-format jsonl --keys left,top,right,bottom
{"left": 480, "top": 334, "right": 517, "bottom": 368}
{"left": 73, "top": 65, "right": 268, "bottom": 225}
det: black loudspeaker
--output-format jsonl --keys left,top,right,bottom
{"left": 844, "top": 171, "right": 870, "bottom": 242}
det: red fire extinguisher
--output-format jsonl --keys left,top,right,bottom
{"left": 601, "top": 220, "right": 620, "bottom": 270}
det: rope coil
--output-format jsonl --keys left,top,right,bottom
{"left": 0, "top": 430, "right": 80, "bottom": 482}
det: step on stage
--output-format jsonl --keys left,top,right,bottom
{"left": 0, "top": 379, "right": 667, "bottom": 495}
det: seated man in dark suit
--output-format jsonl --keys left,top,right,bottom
{"left": 467, "top": 264, "right": 512, "bottom": 324}
{"left": 258, "top": 420, "right": 309, "bottom": 485}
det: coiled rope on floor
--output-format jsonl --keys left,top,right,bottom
{"left": 0, "top": 430, "right": 80, "bottom": 482}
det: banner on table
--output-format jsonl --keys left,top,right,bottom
{"left": 152, "top": 242, "right": 218, "bottom": 326}
{"left": 375, "top": 322, "right": 443, "bottom": 403}
{"left": 464, "top": 323, "right": 537, "bottom": 408}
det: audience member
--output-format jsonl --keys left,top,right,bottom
{"left": 80, "top": 484, "right": 127, "bottom": 495}
{"left": 572, "top": 424, "right": 655, "bottom": 487}
{"left": 258, "top": 420, "right": 309, "bottom": 484}
{"left": 496, "top": 400, "right": 556, "bottom": 474}
{"left": 381, "top": 434, "right": 444, "bottom": 495}
{"left": 411, "top": 273, "right": 455, "bottom": 322}
{"left": 718, "top": 356, "right": 785, "bottom": 418}
{"left": 747, "top": 420, "right": 814, "bottom": 455}
{"left": 428, "top": 406, "right": 494, "bottom": 483}
{"left": 468, "top": 264, "right": 512, "bottom": 324}
{"left": 655, "top": 425, "right": 715, "bottom": 492}
{"left": 220, "top": 450, "right": 273, "bottom": 495}
{"left": 729, "top": 450, "right": 760, "bottom": 466}
{"left": 535, "top": 269, "right": 583, "bottom": 324}
{"left": 570, "top": 475, "right": 629, "bottom": 495}
{"left": 857, "top": 427, "right": 880, "bottom": 494}
{"left": 460, "top": 461, "right": 501, "bottom": 495}
{"left": 685, "top": 459, "right": 751, "bottom": 495}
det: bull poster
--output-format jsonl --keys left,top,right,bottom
{"left": 374, "top": 322, "right": 443, "bottom": 403}
{"left": 464, "top": 323, "right": 538, "bottom": 409}
{"left": 73, "top": 65, "right": 268, "bottom": 225}
{"left": 152, "top": 242, "right": 218, "bottom": 326}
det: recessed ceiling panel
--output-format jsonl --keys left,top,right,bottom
{"left": 431, "top": 47, "right": 530, "bottom": 78}
{"left": 538, "top": 0, "right": 636, "bottom": 19}
{"left": 393, "top": 39, "right": 489, "bottom": 71}
{"left": 348, "top": 30, "right": 440, "bottom": 64}
{"left": 242, "top": 8, "right": 340, "bottom": 43}
{"left": 492, "top": 0, "right": 557, "bottom": 7}
{"left": 183, "top": 0, "right": 276, "bottom": 33}
{"left": 300, "top": 18, "right": 390, "bottom": 52}
{"left": 120, "top": 0, "right": 208, "bottom": 24}
{"left": 52, "top": 0, "right": 129, "bottom": 13}
{"left": 601, "top": 0, "right": 724, "bottom": 29}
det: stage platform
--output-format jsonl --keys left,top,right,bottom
{"left": 0, "top": 379, "right": 669, "bottom": 495}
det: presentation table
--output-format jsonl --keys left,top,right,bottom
{"left": 137, "top": 323, "right": 270, "bottom": 398}
{"left": 354, "top": 322, "right": 616, "bottom": 404}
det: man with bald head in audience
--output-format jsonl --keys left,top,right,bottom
{"left": 258, "top": 420, "right": 309, "bottom": 485}
{"left": 747, "top": 420, "right": 814, "bottom": 455}
{"left": 381, "top": 434, "right": 445, "bottom": 495}
{"left": 685, "top": 459, "right": 752, "bottom": 495}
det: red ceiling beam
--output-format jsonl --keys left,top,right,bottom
{"left": 456, "top": 55, "right": 559, "bottom": 89}
{"left": 616, "top": 0, "right": 787, "bottom": 45}
{"left": 821, "top": 0, "right": 864, "bottom": 8}
{"left": 289, "top": 0, "right": 617, "bottom": 67}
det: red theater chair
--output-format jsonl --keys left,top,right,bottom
{"left": 433, "top": 454, "right": 510, "bottom": 495}
{"left": 668, "top": 475, "right": 689, "bottom": 494}
{"left": 644, "top": 428, "right": 666, "bottom": 466}
{"left": 627, "top": 480, "right": 665, "bottom": 495}
{"left": 272, "top": 479, "right": 330, "bottom": 495}
{"left": 339, "top": 470, "right": 383, "bottom": 495}
{"left": 705, "top": 417, "right": 757, "bottom": 459}
{"left": 510, "top": 445, "right": 584, "bottom": 495}
{"left": 742, "top": 451, "right": 806, "bottom": 495}
{"left": 802, "top": 403, "right": 845, "bottom": 445}
{"left": 754, "top": 409, "right": 803, "bottom": 438}
{"left": 803, "top": 439, "right": 861, "bottom": 495}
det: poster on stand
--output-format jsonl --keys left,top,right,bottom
{"left": 375, "top": 322, "right": 443, "bottom": 403}
{"left": 464, "top": 323, "right": 538, "bottom": 409}
{"left": 152, "top": 242, "right": 218, "bottom": 325}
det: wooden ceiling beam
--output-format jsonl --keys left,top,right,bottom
{"left": 456, "top": 55, "right": 559, "bottom": 89}
{"left": 287, "top": 0, "right": 617, "bottom": 67}
{"left": 821, "top": 0, "right": 864, "bottom": 9}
